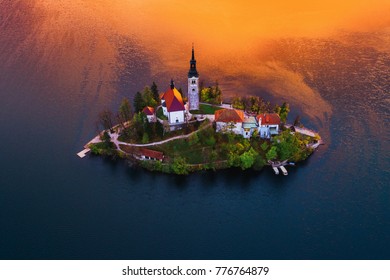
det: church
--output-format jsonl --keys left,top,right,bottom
{"left": 160, "top": 80, "right": 186, "bottom": 124}
{"left": 160, "top": 46, "right": 200, "bottom": 124}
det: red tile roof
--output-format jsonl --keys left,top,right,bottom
{"left": 257, "top": 113, "right": 280, "bottom": 125}
{"left": 142, "top": 106, "right": 155, "bottom": 115}
{"left": 215, "top": 109, "right": 244, "bottom": 123}
{"left": 161, "top": 87, "right": 185, "bottom": 112}
{"left": 138, "top": 148, "right": 164, "bottom": 160}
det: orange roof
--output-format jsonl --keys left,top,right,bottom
{"left": 215, "top": 109, "right": 244, "bottom": 123}
{"left": 161, "top": 87, "right": 185, "bottom": 112}
{"left": 142, "top": 106, "right": 155, "bottom": 115}
{"left": 257, "top": 113, "right": 280, "bottom": 125}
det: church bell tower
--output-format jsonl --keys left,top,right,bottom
{"left": 188, "top": 45, "right": 199, "bottom": 110}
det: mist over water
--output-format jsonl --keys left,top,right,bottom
{"left": 0, "top": 0, "right": 389, "bottom": 259}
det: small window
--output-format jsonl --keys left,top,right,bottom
{"left": 192, "top": 88, "right": 195, "bottom": 92}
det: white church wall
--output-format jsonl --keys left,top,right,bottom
{"left": 168, "top": 111, "right": 185, "bottom": 124}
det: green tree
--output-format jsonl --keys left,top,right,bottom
{"left": 200, "top": 81, "right": 222, "bottom": 104}
{"left": 189, "top": 132, "right": 199, "bottom": 145}
{"left": 239, "top": 148, "right": 258, "bottom": 170}
{"left": 142, "top": 132, "right": 149, "bottom": 144}
{"left": 131, "top": 112, "right": 144, "bottom": 140}
{"left": 210, "top": 150, "right": 218, "bottom": 162}
{"left": 101, "top": 131, "right": 111, "bottom": 145}
{"left": 171, "top": 156, "right": 189, "bottom": 175}
{"left": 261, "top": 141, "right": 269, "bottom": 151}
{"left": 274, "top": 104, "right": 281, "bottom": 114}
{"left": 227, "top": 152, "right": 240, "bottom": 167}
{"left": 212, "top": 81, "right": 222, "bottom": 104}
{"left": 151, "top": 82, "right": 159, "bottom": 103}
{"left": 200, "top": 87, "right": 212, "bottom": 103}
{"left": 232, "top": 96, "right": 245, "bottom": 110}
{"left": 259, "top": 100, "right": 272, "bottom": 113}
{"left": 154, "top": 121, "right": 164, "bottom": 138}
{"left": 118, "top": 97, "right": 132, "bottom": 128}
{"left": 253, "top": 155, "right": 266, "bottom": 170}
{"left": 266, "top": 146, "right": 278, "bottom": 161}
{"left": 133, "top": 91, "right": 145, "bottom": 112}
{"left": 274, "top": 130, "right": 303, "bottom": 161}
{"left": 142, "top": 86, "right": 158, "bottom": 108}
{"left": 279, "top": 102, "right": 290, "bottom": 123}
{"left": 246, "top": 96, "right": 260, "bottom": 113}
{"left": 205, "top": 135, "right": 216, "bottom": 147}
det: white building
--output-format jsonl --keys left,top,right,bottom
{"left": 142, "top": 106, "right": 156, "bottom": 123}
{"left": 215, "top": 109, "right": 244, "bottom": 134}
{"left": 257, "top": 113, "right": 280, "bottom": 138}
{"left": 242, "top": 117, "right": 258, "bottom": 138}
{"left": 160, "top": 80, "right": 186, "bottom": 124}
{"left": 137, "top": 148, "right": 164, "bottom": 162}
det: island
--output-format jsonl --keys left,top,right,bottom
{"left": 78, "top": 47, "right": 322, "bottom": 175}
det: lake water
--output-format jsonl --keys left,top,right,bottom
{"left": 0, "top": 1, "right": 389, "bottom": 259}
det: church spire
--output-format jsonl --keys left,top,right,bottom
{"left": 187, "top": 45, "right": 200, "bottom": 111}
{"left": 188, "top": 45, "right": 199, "bottom": 78}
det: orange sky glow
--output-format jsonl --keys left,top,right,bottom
{"left": 103, "top": 0, "right": 389, "bottom": 45}
{"left": 41, "top": 0, "right": 390, "bottom": 50}
{"left": 34, "top": 0, "right": 389, "bottom": 126}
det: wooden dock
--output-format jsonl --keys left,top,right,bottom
{"left": 279, "top": 166, "right": 288, "bottom": 176}
{"left": 268, "top": 160, "right": 290, "bottom": 175}
{"left": 77, "top": 148, "right": 91, "bottom": 158}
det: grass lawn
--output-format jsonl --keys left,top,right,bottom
{"left": 190, "top": 103, "right": 221, "bottom": 115}
{"left": 154, "top": 139, "right": 215, "bottom": 164}
{"left": 151, "top": 127, "right": 229, "bottom": 164}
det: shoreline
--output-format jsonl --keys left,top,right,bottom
{"left": 78, "top": 114, "right": 322, "bottom": 175}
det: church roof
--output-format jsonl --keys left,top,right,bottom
{"left": 142, "top": 106, "right": 155, "bottom": 115}
{"left": 257, "top": 113, "right": 280, "bottom": 125}
{"left": 161, "top": 87, "right": 185, "bottom": 112}
{"left": 215, "top": 109, "right": 244, "bottom": 123}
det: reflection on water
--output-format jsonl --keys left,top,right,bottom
{"left": 0, "top": 0, "right": 389, "bottom": 259}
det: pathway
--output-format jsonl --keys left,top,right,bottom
{"left": 109, "top": 122, "right": 212, "bottom": 151}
